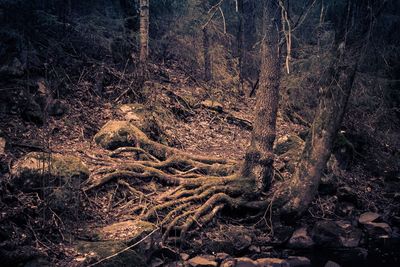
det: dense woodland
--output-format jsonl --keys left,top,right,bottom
{"left": 0, "top": 0, "right": 399, "bottom": 266}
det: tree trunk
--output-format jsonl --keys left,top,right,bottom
{"left": 237, "top": 0, "right": 245, "bottom": 94}
{"left": 203, "top": 27, "right": 212, "bottom": 81}
{"left": 275, "top": 0, "right": 380, "bottom": 219}
{"left": 238, "top": 0, "right": 258, "bottom": 95}
{"left": 278, "top": 50, "right": 357, "bottom": 219}
{"left": 139, "top": 0, "right": 149, "bottom": 63}
{"left": 241, "top": 1, "right": 281, "bottom": 192}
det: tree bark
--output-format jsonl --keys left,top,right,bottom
{"left": 203, "top": 27, "right": 212, "bottom": 81}
{"left": 237, "top": 0, "right": 258, "bottom": 95}
{"left": 139, "top": 0, "right": 149, "bottom": 63}
{"left": 278, "top": 50, "right": 357, "bottom": 219}
{"left": 275, "top": 0, "right": 381, "bottom": 219}
{"left": 241, "top": 1, "right": 281, "bottom": 192}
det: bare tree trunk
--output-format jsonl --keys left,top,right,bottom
{"left": 238, "top": 0, "right": 258, "bottom": 95}
{"left": 241, "top": 0, "right": 281, "bottom": 192}
{"left": 237, "top": 0, "right": 245, "bottom": 95}
{"left": 139, "top": 0, "right": 149, "bottom": 63}
{"left": 278, "top": 50, "right": 357, "bottom": 218}
{"left": 136, "top": 0, "right": 149, "bottom": 102}
{"left": 203, "top": 27, "right": 212, "bottom": 81}
{"left": 275, "top": 0, "right": 384, "bottom": 219}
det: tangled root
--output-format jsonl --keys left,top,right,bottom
{"left": 83, "top": 125, "right": 263, "bottom": 242}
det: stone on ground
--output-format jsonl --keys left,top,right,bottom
{"left": 358, "top": 212, "right": 381, "bottom": 224}
{"left": 364, "top": 222, "right": 392, "bottom": 237}
{"left": 94, "top": 120, "right": 138, "bottom": 150}
{"left": 12, "top": 152, "right": 89, "bottom": 191}
{"left": 256, "top": 257, "right": 289, "bottom": 267}
{"left": 187, "top": 255, "right": 218, "bottom": 267}
{"left": 311, "top": 221, "right": 362, "bottom": 248}
{"left": 74, "top": 220, "right": 157, "bottom": 266}
{"left": 118, "top": 104, "right": 176, "bottom": 145}
{"left": 274, "top": 134, "right": 304, "bottom": 173}
{"left": 288, "top": 227, "right": 314, "bottom": 249}
{"left": 96, "top": 220, "right": 157, "bottom": 243}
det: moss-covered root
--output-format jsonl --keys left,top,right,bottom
{"left": 138, "top": 177, "right": 261, "bottom": 243}
{"left": 89, "top": 122, "right": 269, "bottom": 242}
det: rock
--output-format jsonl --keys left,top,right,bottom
{"left": 358, "top": 212, "right": 381, "bottom": 224}
{"left": 274, "top": 134, "right": 304, "bottom": 156}
{"left": 274, "top": 134, "right": 304, "bottom": 174}
{"left": 215, "top": 253, "right": 230, "bottom": 262}
{"left": 358, "top": 212, "right": 392, "bottom": 237}
{"left": 234, "top": 257, "right": 258, "bottom": 267}
{"left": 256, "top": 258, "right": 289, "bottom": 267}
{"left": 221, "top": 258, "right": 236, "bottom": 267}
{"left": 187, "top": 256, "right": 217, "bottom": 267}
{"left": 96, "top": 220, "right": 157, "bottom": 244}
{"left": 74, "top": 240, "right": 146, "bottom": 266}
{"left": 234, "top": 234, "right": 252, "bottom": 252}
{"left": 324, "top": 261, "right": 341, "bottom": 267}
{"left": 12, "top": 152, "right": 89, "bottom": 191}
{"left": 288, "top": 227, "right": 314, "bottom": 249}
{"left": 180, "top": 253, "right": 190, "bottom": 261}
{"left": 272, "top": 225, "right": 294, "bottom": 245}
{"left": 203, "top": 225, "right": 254, "bottom": 254}
{"left": 201, "top": 99, "right": 223, "bottom": 112}
{"left": 286, "top": 256, "right": 311, "bottom": 267}
{"left": 118, "top": 104, "right": 175, "bottom": 146}
{"left": 119, "top": 104, "right": 146, "bottom": 122}
{"left": 149, "top": 257, "right": 165, "bottom": 267}
{"left": 320, "top": 247, "right": 368, "bottom": 265}
{"left": 94, "top": 120, "right": 138, "bottom": 150}
{"left": 312, "top": 221, "right": 362, "bottom": 248}
{"left": 364, "top": 222, "right": 392, "bottom": 237}
{"left": 22, "top": 98, "right": 44, "bottom": 125}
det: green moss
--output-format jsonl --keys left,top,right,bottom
{"left": 274, "top": 134, "right": 304, "bottom": 156}
{"left": 12, "top": 152, "right": 89, "bottom": 191}
{"left": 14, "top": 152, "right": 89, "bottom": 178}
{"left": 94, "top": 120, "right": 137, "bottom": 150}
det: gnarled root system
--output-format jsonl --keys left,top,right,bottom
{"left": 83, "top": 125, "right": 267, "bottom": 242}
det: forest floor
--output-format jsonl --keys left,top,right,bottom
{"left": 1, "top": 64, "right": 399, "bottom": 267}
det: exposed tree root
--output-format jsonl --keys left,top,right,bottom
{"left": 85, "top": 124, "right": 264, "bottom": 242}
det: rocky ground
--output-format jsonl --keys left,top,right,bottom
{"left": 0, "top": 66, "right": 399, "bottom": 267}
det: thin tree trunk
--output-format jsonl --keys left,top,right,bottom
{"left": 203, "top": 27, "right": 212, "bottom": 81}
{"left": 237, "top": 0, "right": 245, "bottom": 95}
{"left": 241, "top": 1, "right": 281, "bottom": 192}
{"left": 139, "top": 0, "right": 149, "bottom": 63}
